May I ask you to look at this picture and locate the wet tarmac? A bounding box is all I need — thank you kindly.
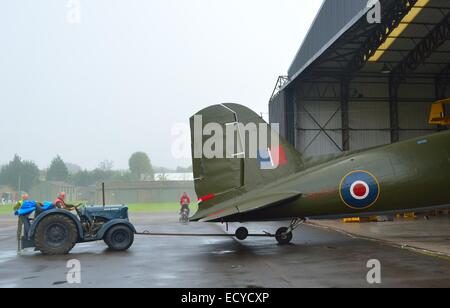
[313,216,450,256]
[1,213,450,288]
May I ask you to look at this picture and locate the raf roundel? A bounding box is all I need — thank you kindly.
[339,171,380,210]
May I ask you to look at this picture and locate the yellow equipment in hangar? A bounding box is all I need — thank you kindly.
[429,99,450,126]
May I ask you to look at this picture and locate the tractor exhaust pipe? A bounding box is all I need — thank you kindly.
[102,182,106,207]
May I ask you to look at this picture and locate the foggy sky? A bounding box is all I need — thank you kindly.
[0,0,322,170]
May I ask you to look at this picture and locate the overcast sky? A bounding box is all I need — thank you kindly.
[0,0,323,170]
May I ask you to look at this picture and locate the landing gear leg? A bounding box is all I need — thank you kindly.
[275,218,304,245]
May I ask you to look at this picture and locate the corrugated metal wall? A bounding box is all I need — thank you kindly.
[348,79,391,150]
[398,80,436,141]
[288,0,369,78]
[349,101,391,150]
[284,78,439,158]
[269,91,287,138]
[296,100,342,156]
[294,81,342,156]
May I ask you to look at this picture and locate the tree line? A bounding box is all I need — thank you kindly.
[0,152,160,192]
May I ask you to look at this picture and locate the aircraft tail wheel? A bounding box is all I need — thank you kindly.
[275,227,293,245]
[235,227,249,241]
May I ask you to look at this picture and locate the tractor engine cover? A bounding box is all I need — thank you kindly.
[82,206,129,221]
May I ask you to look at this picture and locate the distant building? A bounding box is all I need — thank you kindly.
[77,186,97,204]
[95,181,196,204]
[0,185,16,204]
[31,181,78,202]
[0,185,15,195]
[154,173,194,181]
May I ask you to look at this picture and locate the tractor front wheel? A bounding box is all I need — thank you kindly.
[104,225,134,251]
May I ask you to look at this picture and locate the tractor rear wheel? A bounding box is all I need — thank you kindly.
[104,225,134,251]
[34,214,78,255]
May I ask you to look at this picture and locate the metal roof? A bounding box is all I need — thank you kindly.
[278,0,450,92]
[288,0,371,79]
[361,0,450,77]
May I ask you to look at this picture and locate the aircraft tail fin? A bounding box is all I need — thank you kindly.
[190,103,304,214]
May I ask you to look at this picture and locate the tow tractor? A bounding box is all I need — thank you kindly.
[21,205,136,255]
[21,202,300,255]
[20,171,308,256]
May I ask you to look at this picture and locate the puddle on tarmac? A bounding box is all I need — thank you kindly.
[211,250,236,255]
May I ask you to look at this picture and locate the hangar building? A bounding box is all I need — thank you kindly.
[269,0,450,157]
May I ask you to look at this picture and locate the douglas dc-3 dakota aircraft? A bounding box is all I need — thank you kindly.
[189,103,450,245]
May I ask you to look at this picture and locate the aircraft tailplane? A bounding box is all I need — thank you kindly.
[190,103,303,214]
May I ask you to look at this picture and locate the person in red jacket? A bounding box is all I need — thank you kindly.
[54,192,79,211]
[180,192,191,214]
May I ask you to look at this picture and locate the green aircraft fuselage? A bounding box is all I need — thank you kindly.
[222,131,450,222]
[190,103,450,223]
